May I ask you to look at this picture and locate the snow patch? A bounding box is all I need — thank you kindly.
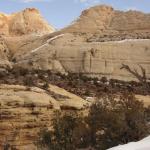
[47,34,64,43]
[116,39,149,43]
[31,43,48,53]
[31,34,64,53]
[108,136,150,150]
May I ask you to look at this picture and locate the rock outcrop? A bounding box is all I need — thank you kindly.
[0,83,149,150]
[5,5,149,81]
[0,37,12,69]
[13,33,150,81]
[63,5,150,39]
[63,5,114,33]
[0,8,55,69]
[0,84,88,149]
[0,8,54,36]
[0,6,149,81]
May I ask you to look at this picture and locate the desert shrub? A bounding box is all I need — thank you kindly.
[24,75,36,86]
[11,66,28,77]
[87,92,149,150]
[100,77,108,84]
[42,82,49,90]
[36,111,88,150]
[37,128,53,150]
[37,93,149,150]
[0,70,7,78]
[145,106,150,122]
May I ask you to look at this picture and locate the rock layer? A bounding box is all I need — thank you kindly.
[63,5,150,38]
[0,37,12,69]
[7,5,149,81]
[0,8,54,36]
[0,84,88,149]
[13,33,150,81]
[0,6,149,81]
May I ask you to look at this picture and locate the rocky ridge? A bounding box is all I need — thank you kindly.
[0,8,54,36]
[63,5,150,39]
[2,5,148,81]
[0,6,150,81]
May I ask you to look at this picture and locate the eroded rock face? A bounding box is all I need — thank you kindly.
[0,8,54,36]
[0,84,88,149]
[63,5,114,33]
[63,5,150,38]
[0,13,9,35]
[13,33,150,81]
[0,6,150,80]
[8,5,149,81]
[0,8,55,69]
[0,37,12,69]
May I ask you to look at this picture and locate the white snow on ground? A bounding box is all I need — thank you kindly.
[47,34,64,43]
[108,136,150,150]
[116,39,149,43]
[31,34,64,53]
[31,43,48,53]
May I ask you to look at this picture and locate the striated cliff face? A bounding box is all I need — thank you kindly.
[0,84,88,149]
[63,5,150,38]
[2,5,148,81]
[0,37,12,69]
[0,8,55,68]
[63,5,114,33]
[0,8,54,36]
[13,33,150,81]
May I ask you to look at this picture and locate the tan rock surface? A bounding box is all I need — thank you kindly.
[63,5,114,33]
[0,5,150,80]
[0,37,12,69]
[63,5,150,36]
[0,84,88,149]
[13,33,150,81]
[0,8,54,36]
[6,6,149,81]
[0,7,55,69]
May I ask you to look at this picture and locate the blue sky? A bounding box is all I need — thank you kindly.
[0,0,150,29]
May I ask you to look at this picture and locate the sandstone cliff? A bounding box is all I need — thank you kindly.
[12,35,150,81]
[0,6,149,81]
[4,6,148,81]
[0,8,54,36]
[63,5,150,39]
[0,84,88,149]
[0,82,149,150]
[0,8,55,68]
[0,36,12,69]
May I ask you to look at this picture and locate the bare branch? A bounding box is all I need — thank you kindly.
[120,64,147,84]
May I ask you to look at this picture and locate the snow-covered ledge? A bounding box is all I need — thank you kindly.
[108,136,150,150]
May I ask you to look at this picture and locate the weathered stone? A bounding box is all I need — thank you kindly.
[7,6,149,81]
[0,84,88,149]
[14,33,150,81]
[0,8,55,36]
